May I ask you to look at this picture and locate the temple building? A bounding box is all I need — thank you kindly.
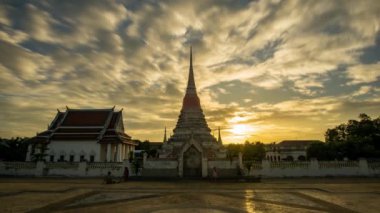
[265,140,322,161]
[26,107,137,162]
[156,47,228,177]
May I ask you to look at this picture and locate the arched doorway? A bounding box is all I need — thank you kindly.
[183,145,202,177]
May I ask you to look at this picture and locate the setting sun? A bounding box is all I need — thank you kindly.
[230,124,255,136]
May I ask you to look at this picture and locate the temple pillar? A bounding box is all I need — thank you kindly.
[124,144,129,160]
[117,143,122,162]
[106,144,111,162]
[26,145,32,161]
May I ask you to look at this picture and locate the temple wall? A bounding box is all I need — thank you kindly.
[0,161,131,177]
[144,159,178,169]
[207,160,240,177]
[2,159,379,178]
[44,141,101,162]
[247,159,380,177]
[142,159,178,177]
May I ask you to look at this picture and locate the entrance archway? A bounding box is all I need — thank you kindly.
[183,145,202,177]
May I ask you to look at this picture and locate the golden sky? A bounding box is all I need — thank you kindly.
[0,0,379,143]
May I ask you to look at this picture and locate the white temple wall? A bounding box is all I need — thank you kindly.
[47,141,100,162]
[208,160,239,169]
[247,159,380,177]
[2,159,379,177]
[144,160,178,169]
[0,161,130,177]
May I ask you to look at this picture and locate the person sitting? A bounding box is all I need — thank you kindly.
[104,171,115,184]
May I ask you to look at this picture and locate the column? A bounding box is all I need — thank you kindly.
[359,158,369,176]
[262,160,270,177]
[117,144,122,162]
[202,157,208,178]
[26,145,32,161]
[310,158,319,176]
[122,144,125,160]
[106,144,111,162]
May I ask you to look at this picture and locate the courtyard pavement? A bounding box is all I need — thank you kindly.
[0,178,379,212]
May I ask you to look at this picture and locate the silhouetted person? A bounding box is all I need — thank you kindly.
[123,167,129,181]
[212,167,218,181]
[104,171,114,184]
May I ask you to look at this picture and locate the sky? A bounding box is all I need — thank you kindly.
[0,0,379,143]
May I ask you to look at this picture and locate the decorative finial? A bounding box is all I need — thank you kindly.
[57,109,60,112]
[217,126,222,144]
[66,105,69,110]
[163,126,167,143]
[120,108,124,112]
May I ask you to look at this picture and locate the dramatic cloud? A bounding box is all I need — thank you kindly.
[0,0,379,143]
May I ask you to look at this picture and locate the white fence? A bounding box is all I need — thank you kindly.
[0,161,134,177]
[1,159,379,178]
[246,159,380,177]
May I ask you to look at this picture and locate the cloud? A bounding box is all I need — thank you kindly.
[0,0,379,143]
[0,41,53,81]
[347,63,380,84]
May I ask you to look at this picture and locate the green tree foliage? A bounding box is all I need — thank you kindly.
[136,140,150,151]
[0,137,29,161]
[308,113,380,160]
[225,141,266,161]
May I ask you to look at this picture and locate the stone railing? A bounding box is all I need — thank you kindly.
[46,162,79,169]
[270,161,310,169]
[368,160,380,170]
[243,161,262,170]
[87,162,123,169]
[4,162,36,169]
[319,161,358,168]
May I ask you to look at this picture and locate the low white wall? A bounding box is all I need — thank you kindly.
[1,159,379,178]
[247,159,379,177]
[0,161,129,177]
[144,160,178,169]
[208,160,239,169]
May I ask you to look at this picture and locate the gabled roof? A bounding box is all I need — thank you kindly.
[60,110,111,126]
[278,140,322,147]
[30,107,136,145]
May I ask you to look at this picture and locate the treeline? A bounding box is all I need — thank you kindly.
[0,137,29,161]
[225,141,266,161]
[307,113,380,160]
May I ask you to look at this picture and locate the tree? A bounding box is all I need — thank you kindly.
[311,113,380,160]
[0,137,29,161]
[225,141,266,162]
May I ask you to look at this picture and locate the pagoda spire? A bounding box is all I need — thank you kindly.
[217,127,222,144]
[186,46,196,94]
[163,127,167,143]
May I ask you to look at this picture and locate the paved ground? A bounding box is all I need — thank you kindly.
[0,178,379,213]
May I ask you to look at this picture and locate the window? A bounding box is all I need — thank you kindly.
[69,155,74,162]
[59,155,65,162]
[80,155,85,162]
[50,155,54,162]
[90,155,95,162]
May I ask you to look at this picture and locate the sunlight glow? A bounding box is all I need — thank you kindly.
[230,124,255,136]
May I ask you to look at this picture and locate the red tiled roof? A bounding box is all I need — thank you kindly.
[107,112,120,129]
[50,134,100,140]
[49,112,65,130]
[54,128,103,133]
[29,108,135,145]
[61,110,111,126]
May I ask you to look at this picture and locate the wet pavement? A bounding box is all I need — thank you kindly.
[0,178,379,212]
